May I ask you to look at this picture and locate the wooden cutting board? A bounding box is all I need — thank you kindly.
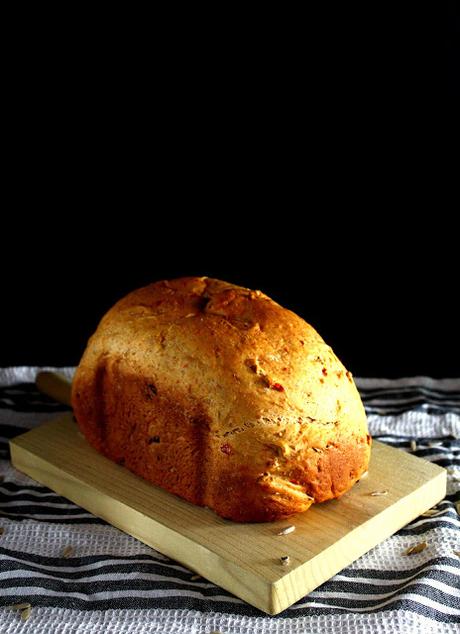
[9,413,446,615]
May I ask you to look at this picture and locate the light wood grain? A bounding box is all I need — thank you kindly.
[35,372,71,406]
[9,414,446,615]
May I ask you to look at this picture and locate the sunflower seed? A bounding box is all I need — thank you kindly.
[277,525,296,536]
[360,471,369,479]
[61,545,74,558]
[405,542,427,555]
[20,606,31,621]
[280,555,290,566]
[190,574,201,581]
[454,551,460,557]
[8,603,31,611]
[370,490,388,496]
[410,440,417,451]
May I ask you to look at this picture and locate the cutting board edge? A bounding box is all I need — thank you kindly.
[9,438,275,614]
[269,464,446,613]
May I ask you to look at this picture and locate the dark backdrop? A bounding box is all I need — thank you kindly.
[2,5,458,376]
[2,220,458,378]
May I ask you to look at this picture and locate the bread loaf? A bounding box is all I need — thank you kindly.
[72,277,371,522]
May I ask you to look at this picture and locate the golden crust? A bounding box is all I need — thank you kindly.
[72,276,371,522]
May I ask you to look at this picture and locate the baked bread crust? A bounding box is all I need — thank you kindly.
[72,277,371,522]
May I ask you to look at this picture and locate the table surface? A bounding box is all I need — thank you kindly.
[0,368,459,634]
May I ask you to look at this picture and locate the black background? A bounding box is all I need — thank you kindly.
[3,217,458,377]
[2,4,459,377]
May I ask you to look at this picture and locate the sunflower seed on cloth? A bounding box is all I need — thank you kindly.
[405,542,427,556]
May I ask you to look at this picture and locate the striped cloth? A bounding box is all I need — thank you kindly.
[0,368,459,633]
